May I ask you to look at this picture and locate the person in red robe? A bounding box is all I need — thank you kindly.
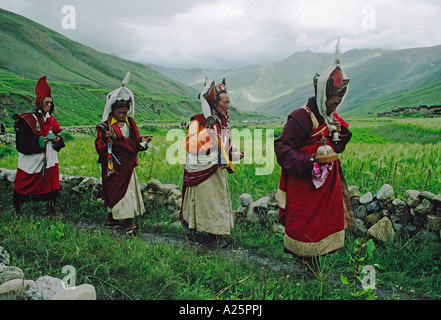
[13,76,64,217]
[274,52,355,276]
[95,73,152,234]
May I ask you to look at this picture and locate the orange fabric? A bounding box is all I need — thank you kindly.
[185,120,216,154]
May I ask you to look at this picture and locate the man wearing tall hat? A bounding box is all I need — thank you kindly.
[274,43,355,276]
[13,76,64,217]
[95,72,152,235]
[179,78,243,248]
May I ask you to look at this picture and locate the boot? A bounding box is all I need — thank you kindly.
[13,198,22,218]
[105,212,121,229]
[209,233,228,248]
[124,218,138,235]
[47,200,59,218]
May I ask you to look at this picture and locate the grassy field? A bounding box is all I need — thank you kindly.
[0,76,200,127]
[343,80,441,117]
[0,117,440,301]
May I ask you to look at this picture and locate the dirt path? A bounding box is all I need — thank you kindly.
[139,231,306,275]
[73,220,423,300]
[76,220,316,277]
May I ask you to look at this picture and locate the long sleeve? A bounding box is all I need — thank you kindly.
[274,115,314,178]
[129,118,144,151]
[333,123,352,153]
[95,128,107,154]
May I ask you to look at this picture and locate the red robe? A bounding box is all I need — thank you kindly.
[274,97,354,257]
[95,116,143,208]
[13,112,62,198]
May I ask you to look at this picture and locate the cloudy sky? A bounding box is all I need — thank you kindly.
[1,0,441,69]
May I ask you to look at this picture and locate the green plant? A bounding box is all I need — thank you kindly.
[340,239,378,300]
[48,222,69,240]
[0,145,14,159]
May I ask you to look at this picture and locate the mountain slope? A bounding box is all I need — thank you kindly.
[0,8,199,97]
[265,45,441,117]
[343,80,441,117]
[152,45,441,117]
[0,8,209,125]
[340,45,441,114]
[151,49,387,113]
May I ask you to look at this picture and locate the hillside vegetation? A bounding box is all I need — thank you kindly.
[1,119,440,300]
[0,76,201,126]
[0,8,256,126]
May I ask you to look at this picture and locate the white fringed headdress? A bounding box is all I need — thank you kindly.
[315,38,350,131]
[101,72,135,122]
[200,76,214,119]
[198,76,227,119]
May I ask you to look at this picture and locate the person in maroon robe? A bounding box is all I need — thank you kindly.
[95,73,152,234]
[274,54,355,276]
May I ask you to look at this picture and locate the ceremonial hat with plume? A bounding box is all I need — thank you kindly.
[198,77,227,120]
[313,38,350,131]
[101,72,135,122]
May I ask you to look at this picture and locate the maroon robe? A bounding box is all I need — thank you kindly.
[274,97,354,257]
[95,116,143,208]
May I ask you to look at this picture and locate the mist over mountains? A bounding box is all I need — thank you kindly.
[1,7,440,122]
[151,45,441,117]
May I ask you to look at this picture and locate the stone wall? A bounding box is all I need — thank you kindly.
[0,246,96,300]
[236,183,441,243]
[0,168,183,223]
[2,167,440,244]
[377,105,441,117]
[0,127,94,146]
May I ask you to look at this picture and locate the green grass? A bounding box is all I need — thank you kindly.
[343,80,441,117]
[0,194,350,300]
[340,117,441,196]
[1,118,440,300]
[1,189,440,300]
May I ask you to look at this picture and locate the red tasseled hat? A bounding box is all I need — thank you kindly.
[35,76,52,106]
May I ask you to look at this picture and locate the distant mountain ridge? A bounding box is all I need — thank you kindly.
[1,7,440,122]
[151,45,441,117]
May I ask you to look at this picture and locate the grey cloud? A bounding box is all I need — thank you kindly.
[1,0,440,69]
